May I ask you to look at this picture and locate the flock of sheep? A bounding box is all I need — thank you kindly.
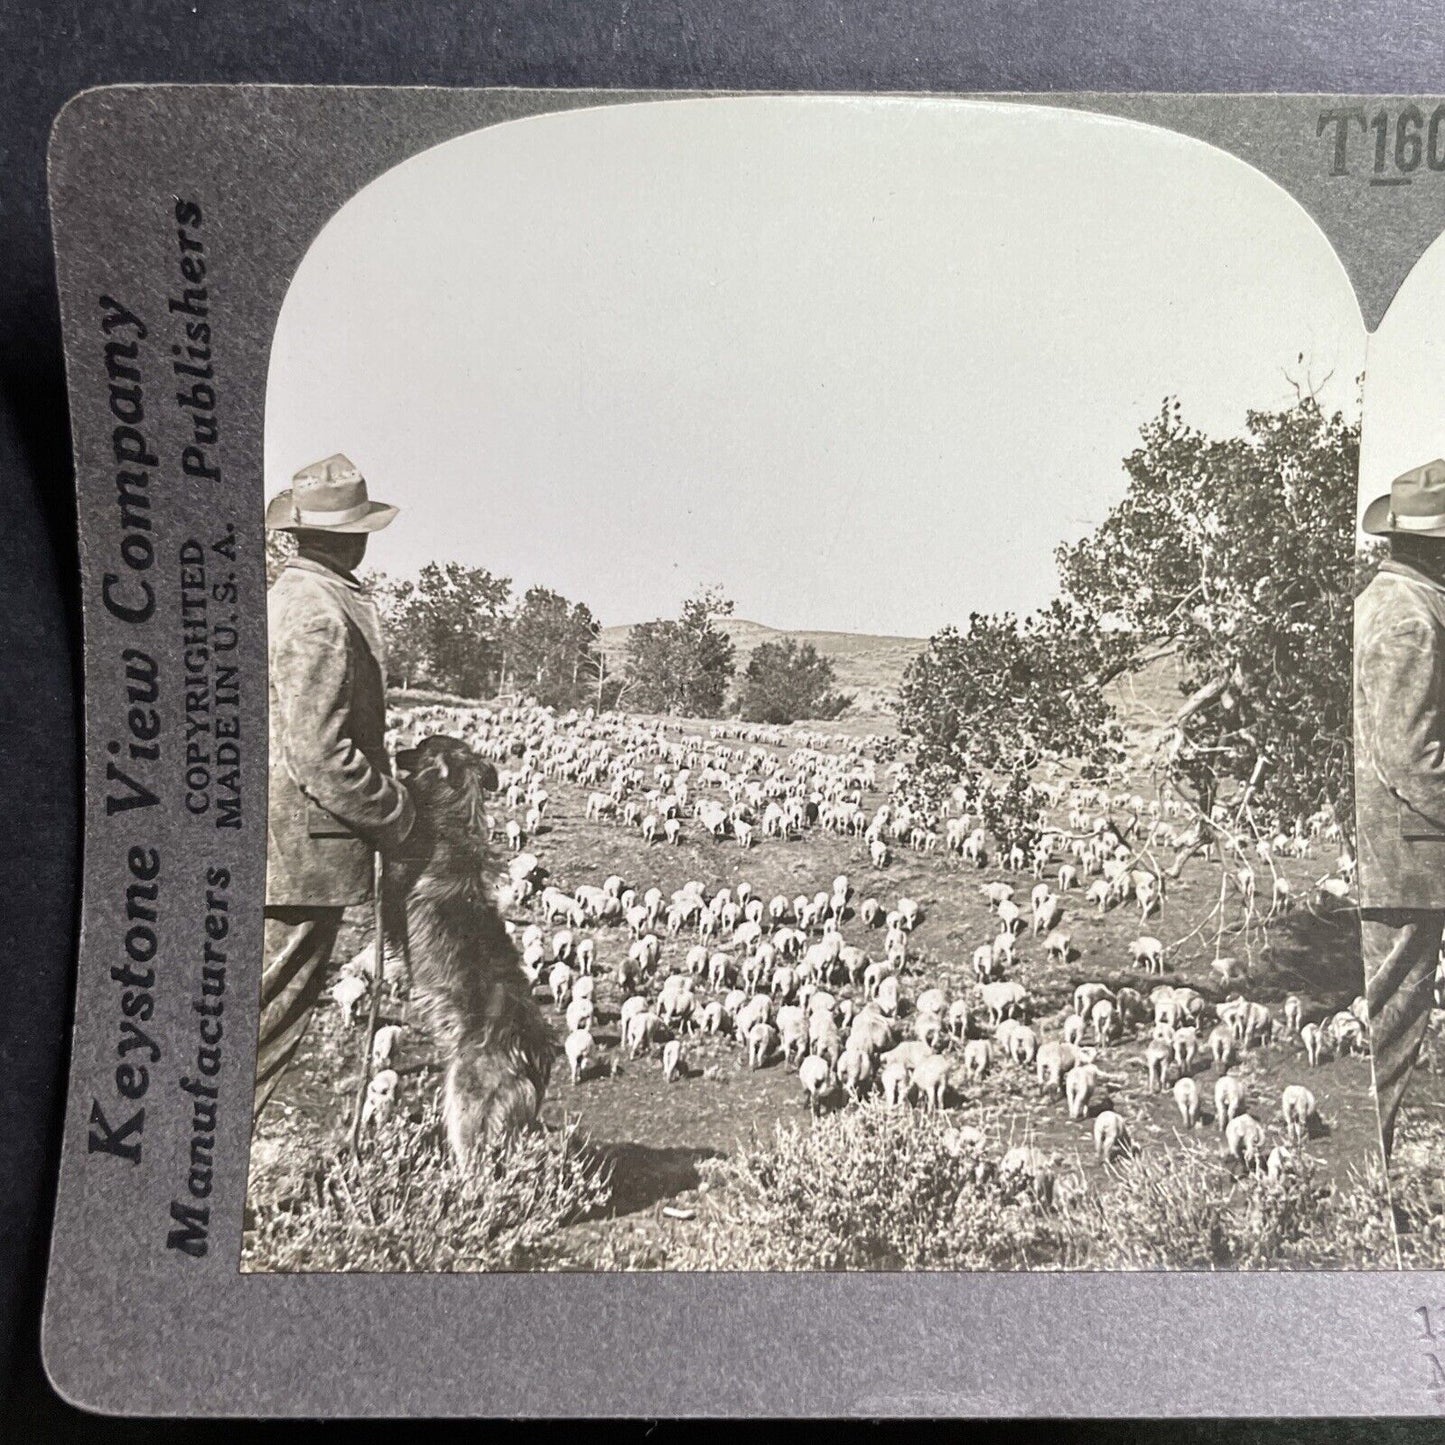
[332,699,1365,1206]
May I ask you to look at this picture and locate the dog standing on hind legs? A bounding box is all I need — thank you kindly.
[386,735,553,1167]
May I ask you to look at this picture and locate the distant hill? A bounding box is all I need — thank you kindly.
[599,618,1188,728]
[599,618,925,714]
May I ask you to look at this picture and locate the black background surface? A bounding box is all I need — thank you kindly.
[5,0,1445,1435]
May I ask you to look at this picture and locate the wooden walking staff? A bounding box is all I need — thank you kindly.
[349,849,387,1159]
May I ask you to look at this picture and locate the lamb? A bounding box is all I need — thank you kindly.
[948,998,972,1041]
[963,1038,992,1080]
[1300,1021,1326,1067]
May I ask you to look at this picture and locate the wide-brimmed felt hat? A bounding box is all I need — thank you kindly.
[1362,459,1445,537]
[265,453,399,533]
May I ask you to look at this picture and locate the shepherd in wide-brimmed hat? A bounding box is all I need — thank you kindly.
[265,451,399,533]
[256,454,412,1126]
[1356,459,1445,1161]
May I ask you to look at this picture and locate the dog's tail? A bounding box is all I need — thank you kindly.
[443,998,555,1167]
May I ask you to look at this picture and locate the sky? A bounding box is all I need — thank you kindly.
[1360,232,1445,519]
[266,96,1365,638]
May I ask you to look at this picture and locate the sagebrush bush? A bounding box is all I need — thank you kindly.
[636,1106,1394,1272]
[242,1107,612,1273]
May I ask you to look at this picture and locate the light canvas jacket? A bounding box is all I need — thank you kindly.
[266,556,413,907]
[1355,558,1445,910]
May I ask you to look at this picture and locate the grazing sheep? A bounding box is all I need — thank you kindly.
[880,1058,912,1107]
[1173,1075,1200,1128]
[1093,1109,1131,1161]
[1130,936,1165,974]
[747,1021,779,1070]
[564,1028,593,1084]
[980,980,1028,1025]
[625,1009,660,1059]
[1073,982,1115,1019]
[370,1024,404,1071]
[948,998,972,1041]
[838,1046,873,1101]
[564,997,594,1035]
[662,1039,685,1083]
[1225,1113,1267,1171]
[1143,1040,1171,1093]
[332,974,369,1025]
[1300,1021,1326,1067]
[799,1055,832,1114]
[1036,1040,1080,1095]
[963,1038,992,1081]
[1208,1024,1239,1071]
[360,1068,400,1129]
[1215,1075,1247,1130]
[912,1053,952,1111]
[1281,1083,1317,1142]
[1065,1062,1100,1120]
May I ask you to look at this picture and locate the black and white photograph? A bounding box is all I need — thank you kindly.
[243,96,1392,1273]
[1355,226,1445,1268]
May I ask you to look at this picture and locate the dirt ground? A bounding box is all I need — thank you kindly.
[244,709,1386,1270]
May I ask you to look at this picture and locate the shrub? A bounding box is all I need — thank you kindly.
[633,1106,1393,1272]
[241,1106,612,1273]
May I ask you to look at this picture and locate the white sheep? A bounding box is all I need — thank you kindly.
[361,1068,399,1128]
[1280,1083,1317,1143]
[1093,1109,1130,1162]
[1173,1075,1200,1128]
[564,1028,593,1084]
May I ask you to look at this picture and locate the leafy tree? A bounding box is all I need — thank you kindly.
[896,393,1359,839]
[624,587,737,716]
[366,562,511,697]
[365,572,430,689]
[737,638,853,723]
[504,586,605,709]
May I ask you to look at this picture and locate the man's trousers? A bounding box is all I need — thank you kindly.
[253,905,345,1124]
[1362,907,1445,1160]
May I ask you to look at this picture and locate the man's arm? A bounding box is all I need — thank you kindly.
[272,613,414,846]
[1362,616,1445,831]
